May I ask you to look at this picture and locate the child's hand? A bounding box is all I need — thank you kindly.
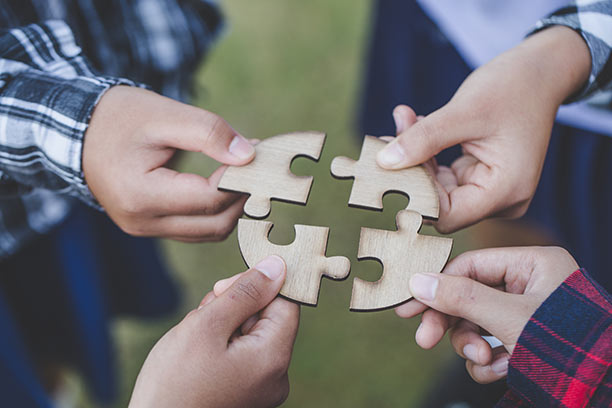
[83,86,255,242]
[129,255,300,408]
[376,26,591,233]
[395,246,578,384]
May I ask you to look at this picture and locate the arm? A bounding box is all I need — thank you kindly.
[395,247,612,407]
[129,256,300,408]
[375,2,609,233]
[533,0,612,100]
[0,20,256,242]
[0,20,136,204]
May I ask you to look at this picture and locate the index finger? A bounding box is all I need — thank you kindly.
[144,165,243,216]
[442,247,539,288]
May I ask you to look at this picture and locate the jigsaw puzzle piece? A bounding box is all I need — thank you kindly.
[218,131,326,219]
[237,218,351,306]
[350,210,452,311]
[331,136,439,219]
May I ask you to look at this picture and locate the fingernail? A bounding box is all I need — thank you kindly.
[229,135,255,160]
[463,344,479,363]
[492,356,509,376]
[255,255,284,280]
[377,142,406,167]
[414,322,424,343]
[410,274,439,302]
[393,110,406,134]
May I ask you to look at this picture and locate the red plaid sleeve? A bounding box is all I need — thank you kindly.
[496,269,612,408]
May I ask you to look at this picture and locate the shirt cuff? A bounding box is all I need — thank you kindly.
[505,269,612,407]
[0,72,139,209]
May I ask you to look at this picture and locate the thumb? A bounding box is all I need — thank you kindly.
[157,105,255,166]
[409,273,525,346]
[377,105,473,169]
[205,256,286,337]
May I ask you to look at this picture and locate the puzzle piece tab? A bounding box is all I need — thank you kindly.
[237,218,351,306]
[350,210,452,311]
[331,136,439,219]
[218,132,325,219]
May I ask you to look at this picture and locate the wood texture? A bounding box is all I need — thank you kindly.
[330,136,439,219]
[218,131,326,219]
[350,210,452,311]
[237,218,351,306]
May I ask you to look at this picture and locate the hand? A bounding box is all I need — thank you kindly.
[376,26,591,233]
[129,255,300,408]
[395,246,578,383]
[83,86,256,242]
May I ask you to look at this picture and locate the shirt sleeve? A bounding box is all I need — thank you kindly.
[496,269,612,408]
[531,1,612,102]
[0,20,140,207]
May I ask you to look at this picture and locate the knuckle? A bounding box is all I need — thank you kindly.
[200,112,230,151]
[206,194,226,215]
[119,220,148,237]
[412,120,437,156]
[445,278,477,315]
[212,220,236,241]
[229,278,262,305]
[121,196,147,216]
[273,376,290,406]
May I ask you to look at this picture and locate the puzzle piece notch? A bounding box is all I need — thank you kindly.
[237,218,351,306]
[218,131,326,219]
[330,136,440,219]
[350,210,452,311]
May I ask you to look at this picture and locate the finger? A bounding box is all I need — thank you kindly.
[395,299,428,319]
[141,166,243,217]
[153,197,246,241]
[377,105,478,169]
[205,256,286,338]
[198,291,217,309]
[240,314,259,335]
[415,309,454,349]
[154,105,255,165]
[450,320,493,366]
[466,348,510,384]
[214,272,246,296]
[409,273,527,345]
[442,247,542,288]
[252,296,300,350]
[392,104,418,135]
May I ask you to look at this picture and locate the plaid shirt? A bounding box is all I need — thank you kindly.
[0,0,222,258]
[496,269,612,408]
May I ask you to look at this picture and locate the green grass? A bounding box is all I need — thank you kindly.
[110,1,475,406]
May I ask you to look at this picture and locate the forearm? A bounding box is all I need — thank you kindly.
[533,0,612,100]
[517,26,591,106]
[477,25,591,115]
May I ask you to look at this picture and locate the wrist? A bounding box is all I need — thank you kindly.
[513,26,591,106]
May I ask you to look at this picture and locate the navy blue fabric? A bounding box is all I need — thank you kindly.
[0,204,179,404]
[0,292,52,408]
[359,0,612,291]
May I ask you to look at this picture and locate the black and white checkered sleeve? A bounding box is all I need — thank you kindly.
[0,20,138,206]
[533,0,612,101]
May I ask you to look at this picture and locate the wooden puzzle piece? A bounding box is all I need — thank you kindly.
[350,210,452,311]
[218,131,326,219]
[237,218,351,306]
[330,136,439,219]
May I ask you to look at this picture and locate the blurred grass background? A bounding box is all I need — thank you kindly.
[109,1,477,406]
